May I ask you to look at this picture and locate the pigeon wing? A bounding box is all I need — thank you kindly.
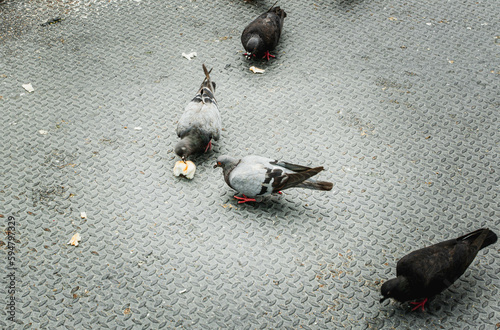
[272,167,324,192]
[236,156,324,194]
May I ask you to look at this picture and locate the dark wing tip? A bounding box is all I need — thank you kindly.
[202,64,212,80]
[316,181,333,191]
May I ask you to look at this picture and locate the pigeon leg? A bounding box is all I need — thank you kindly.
[234,194,257,204]
[410,298,428,312]
[204,141,212,153]
[262,51,276,61]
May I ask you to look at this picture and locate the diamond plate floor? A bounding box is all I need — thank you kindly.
[1,0,499,328]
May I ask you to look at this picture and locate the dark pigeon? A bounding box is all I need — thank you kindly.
[175,64,221,161]
[241,3,286,60]
[214,155,333,203]
[380,228,498,311]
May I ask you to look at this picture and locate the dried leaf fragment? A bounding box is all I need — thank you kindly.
[67,233,81,246]
[249,66,265,74]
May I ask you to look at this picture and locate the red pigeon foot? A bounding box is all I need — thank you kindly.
[410,298,428,312]
[234,194,257,204]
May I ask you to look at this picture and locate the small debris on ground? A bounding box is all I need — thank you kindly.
[39,130,49,135]
[41,17,63,27]
[22,83,35,93]
[182,51,197,60]
[249,66,265,74]
[134,127,142,131]
[67,233,81,246]
[173,160,196,179]
[80,212,87,219]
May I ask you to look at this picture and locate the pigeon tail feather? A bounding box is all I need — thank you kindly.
[297,180,333,191]
[456,228,497,250]
[269,6,287,19]
[200,64,215,94]
[479,229,497,250]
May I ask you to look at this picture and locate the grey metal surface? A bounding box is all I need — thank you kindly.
[1,0,499,328]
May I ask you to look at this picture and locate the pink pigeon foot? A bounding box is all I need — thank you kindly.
[204,141,212,153]
[234,194,257,204]
[262,51,276,61]
[410,298,428,312]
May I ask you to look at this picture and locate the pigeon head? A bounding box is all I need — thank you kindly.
[380,277,410,303]
[175,140,191,162]
[245,36,263,57]
[213,155,238,169]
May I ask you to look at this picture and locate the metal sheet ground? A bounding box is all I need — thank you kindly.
[1,0,499,328]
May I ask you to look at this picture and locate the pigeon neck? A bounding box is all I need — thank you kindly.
[393,276,413,301]
[175,133,209,158]
[224,158,239,173]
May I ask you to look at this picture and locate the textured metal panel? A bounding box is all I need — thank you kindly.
[0,0,499,329]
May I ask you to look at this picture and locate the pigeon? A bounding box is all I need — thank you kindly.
[214,155,333,203]
[241,2,286,61]
[175,64,221,161]
[380,228,497,311]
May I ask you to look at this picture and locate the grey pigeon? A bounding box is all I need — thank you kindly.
[380,228,497,311]
[175,64,221,161]
[214,155,333,203]
[241,3,286,60]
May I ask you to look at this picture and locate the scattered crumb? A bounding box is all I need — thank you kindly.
[173,160,196,179]
[39,130,49,135]
[124,308,131,315]
[67,233,81,246]
[222,204,237,210]
[22,83,34,93]
[182,51,197,60]
[80,212,87,219]
[249,66,265,74]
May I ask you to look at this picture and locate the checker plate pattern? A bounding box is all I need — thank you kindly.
[0,0,499,328]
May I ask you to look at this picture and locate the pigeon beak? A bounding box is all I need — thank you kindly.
[213,164,218,169]
[379,296,388,303]
[181,156,186,163]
